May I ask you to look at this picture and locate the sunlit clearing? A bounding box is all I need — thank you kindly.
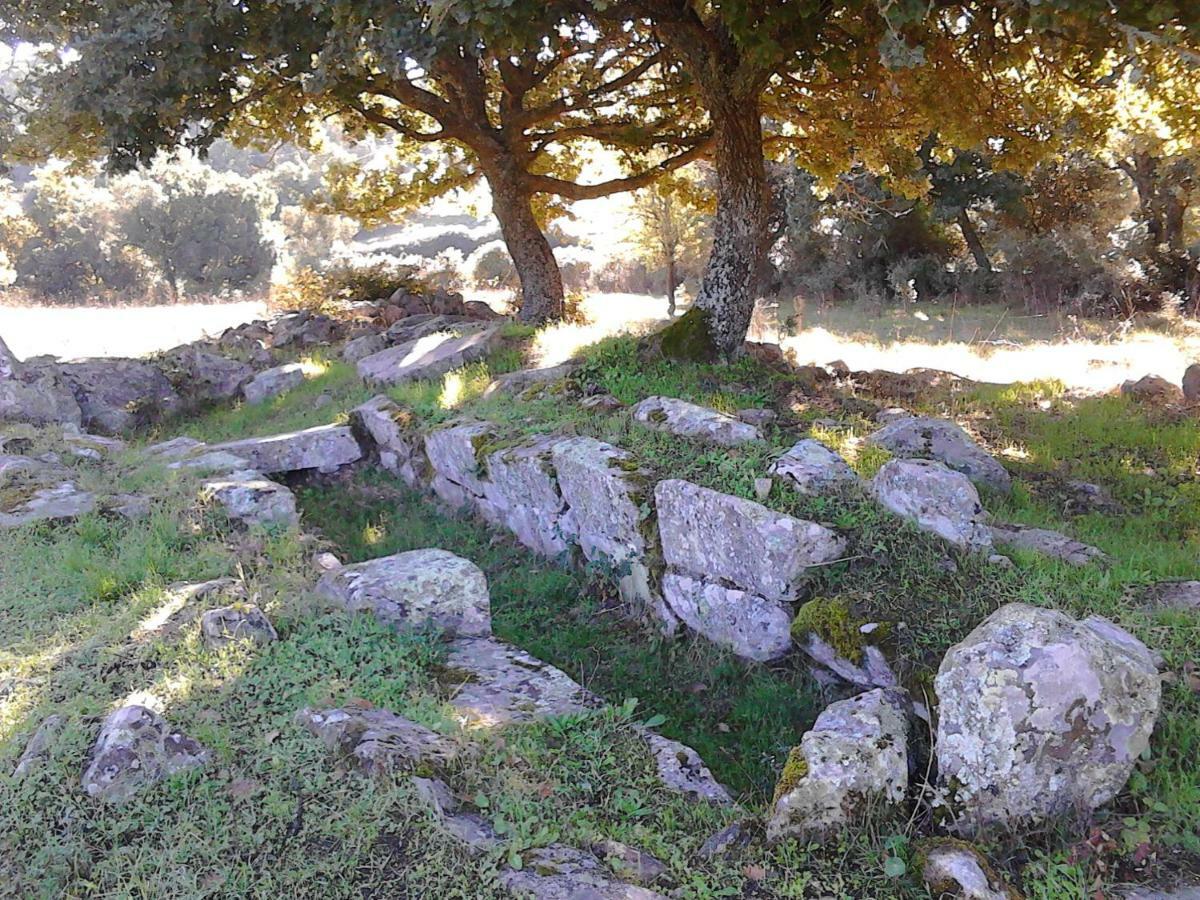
[439,370,465,409]
[529,291,670,367]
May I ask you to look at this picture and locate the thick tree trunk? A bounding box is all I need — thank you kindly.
[692,93,769,359]
[485,164,564,324]
[956,209,992,274]
[666,256,677,317]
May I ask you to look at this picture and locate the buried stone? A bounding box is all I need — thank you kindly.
[199,604,278,649]
[501,844,668,900]
[82,704,209,803]
[295,706,459,775]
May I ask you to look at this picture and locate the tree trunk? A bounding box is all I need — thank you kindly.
[956,209,992,274]
[485,163,564,324]
[666,256,677,317]
[692,92,769,359]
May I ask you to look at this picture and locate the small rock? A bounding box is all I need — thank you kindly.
[0,333,17,379]
[638,730,733,805]
[590,839,668,886]
[989,522,1106,566]
[987,554,1014,568]
[341,333,388,364]
[295,706,458,774]
[201,471,300,528]
[1143,580,1200,611]
[313,551,342,572]
[1183,363,1200,402]
[753,477,773,501]
[242,363,307,405]
[920,839,1018,900]
[501,844,668,900]
[12,714,65,778]
[82,705,209,803]
[770,439,857,495]
[580,394,623,411]
[737,408,778,427]
[411,776,501,852]
[696,822,751,860]
[200,604,278,648]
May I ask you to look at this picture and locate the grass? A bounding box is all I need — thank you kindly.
[3,322,1198,897]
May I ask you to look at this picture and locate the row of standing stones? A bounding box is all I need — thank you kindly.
[3,315,1196,897]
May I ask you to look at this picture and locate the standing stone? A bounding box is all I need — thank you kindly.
[632,396,763,447]
[867,416,1010,493]
[212,424,362,474]
[770,439,857,495]
[766,688,909,842]
[316,548,491,637]
[482,436,576,558]
[82,705,209,803]
[873,458,992,551]
[242,363,306,405]
[935,603,1161,835]
[56,359,182,434]
[660,573,793,662]
[350,395,428,487]
[200,604,278,648]
[423,420,497,509]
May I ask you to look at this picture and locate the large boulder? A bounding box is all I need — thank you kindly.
[935,603,1161,835]
[158,346,254,406]
[873,458,992,551]
[357,325,501,387]
[770,439,857,495]
[867,416,1010,493]
[315,548,491,637]
[242,363,306,405]
[55,359,181,434]
[481,436,576,558]
[349,395,428,487]
[0,374,83,427]
[767,688,909,842]
[211,424,362,474]
[632,396,763,447]
[295,706,458,775]
[82,704,209,803]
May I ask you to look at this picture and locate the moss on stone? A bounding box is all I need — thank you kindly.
[791,596,870,664]
[647,407,669,425]
[658,307,718,363]
[771,746,810,806]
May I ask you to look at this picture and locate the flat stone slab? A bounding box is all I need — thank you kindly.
[357,326,500,387]
[867,415,1011,493]
[770,439,857,495]
[441,636,596,727]
[0,481,96,529]
[637,729,734,805]
[655,479,846,603]
[212,424,362,474]
[242,363,305,405]
[295,706,458,775]
[661,573,792,662]
[82,704,209,803]
[316,548,491,637]
[632,396,762,447]
[1143,581,1200,611]
[484,362,578,398]
[501,844,668,900]
[551,437,651,566]
[989,522,1106,566]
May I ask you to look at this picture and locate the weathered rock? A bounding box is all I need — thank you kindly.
[242,363,306,405]
[696,822,750,860]
[656,479,846,604]
[790,597,898,690]
[104,493,152,521]
[660,573,792,662]
[200,604,278,648]
[357,326,501,387]
[1063,479,1124,516]
[201,471,300,528]
[1122,374,1183,404]
[463,299,502,321]
[1183,363,1200,402]
[270,310,341,347]
[989,522,1106,566]
[212,424,362,474]
[633,396,762,447]
[551,437,661,620]
[638,729,734,805]
[62,427,126,460]
[82,704,209,803]
[424,420,496,508]
[132,578,244,641]
[12,714,65,779]
[482,436,576,558]
[935,603,1161,835]
[316,548,491,637]
[580,394,623,411]
[484,363,578,398]
[349,395,427,487]
[770,439,857,495]
[766,688,909,842]
[1124,887,1200,900]
[384,313,474,344]
[873,458,992,551]
[159,347,254,406]
[590,840,668,886]
[0,374,83,427]
[501,844,667,900]
[0,333,16,379]
[295,706,458,774]
[1143,580,1200,611]
[411,776,501,852]
[56,359,181,434]
[144,435,207,460]
[441,636,595,727]
[867,416,1010,494]
[920,840,1019,900]
[341,332,388,364]
[0,481,96,529]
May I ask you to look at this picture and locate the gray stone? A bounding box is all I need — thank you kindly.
[12,714,65,779]
[590,839,668,886]
[935,603,1161,835]
[212,424,362,474]
[0,375,83,427]
[791,601,898,690]
[143,435,206,460]
[357,326,501,387]
[637,729,733,805]
[737,408,777,427]
[201,470,300,528]
[341,332,388,364]
[0,481,96,529]
[873,458,992,551]
[350,395,427,487]
[411,776,501,852]
[655,479,846,604]
[482,436,576,558]
[484,363,578,398]
[921,841,1016,900]
[62,428,126,460]
[0,333,16,379]
[989,523,1106,566]
[441,636,596,727]
[242,363,306,405]
[501,844,667,900]
[159,347,254,405]
[696,822,750,860]
[1144,580,1200,611]
[633,396,762,447]
[56,359,182,434]
[1125,888,1200,900]
[82,705,209,803]
[867,416,1010,493]
[1183,364,1200,402]
[104,493,152,520]
[766,689,909,842]
[385,314,476,344]
[295,706,458,775]
[661,573,792,662]
[770,439,857,495]
[580,394,623,411]
[200,604,278,648]
[424,420,496,506]
[316,548,491,637]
